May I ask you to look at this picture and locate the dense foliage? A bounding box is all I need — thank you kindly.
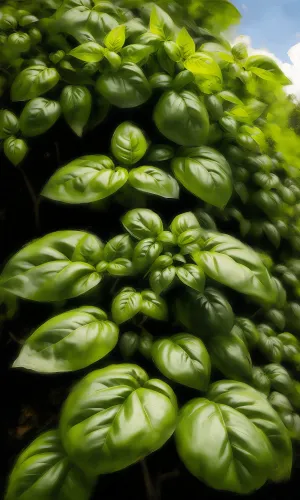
[2,0,300,498]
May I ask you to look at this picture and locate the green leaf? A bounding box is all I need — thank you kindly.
[19,98,61,137]
[0,110,19,139]
[42,155,128,204]
[170,212,200,237]
[111,287,142,324]
[4,137,28,166]
[252,366,271,396]
[119,331,139,359]
[60,85,92,137]
[172,147,232,208]
[121,209,163,240]
[176,398,274,494]
[107,258,134,277]
[149,266,176,295]
[145,145,175,162]
[0,231,102,302]
[246,55,291,85]
[152,333,211,390]
[235,317,259,349]
[69,41,105,62]
[193,232,277,304]
[104,234,134,261]
[269,392,300,440]
[200,42,234,64]
[133,238,163,273]
[141,290,168,320]
[208,332,253,382]
[120,44,154,64]
[264,364,295,397]
[96,63,151,108]
[176,265,206,293]
[207,380,292,482]
[184,52,222,80]
[176,288,235,338]
[111,121,148,165]
[5,431,94,500]
[150,5,175,41]
[129,166,179,199]
[218,90,243,105]
[13,306,118,373]
[176,27,195,59]
[154,90,209,146]
[60,364,177,475]
[11,66,60,102]
[104,25,126,52]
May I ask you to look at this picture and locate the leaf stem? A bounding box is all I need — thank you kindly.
[141,459,157,500]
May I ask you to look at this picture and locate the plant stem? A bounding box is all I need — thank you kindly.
[141,460,157,500]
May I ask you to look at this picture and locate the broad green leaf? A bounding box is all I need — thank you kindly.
[170,212,200,237]
[42,155,127,203]
[218,90,243,105]
[154,90,209,146]
[172,147,232,208]
[129,166,179,199]
[112,287,142,324]
[176,265,205,293]
[138,330,154,359]
[208,380,293,482]
[149,266,176,295]
[201,42,234,64]
[176,398,274,494]
[4,137,28,166]
[5,431,94,500]
[132,238,163,273]
[264,364,295,397]
[120,44,154,64]
[252,366,271,396]
[121,209,163,240]
[141,290,168,320]
[145,145,175,162]
[246,55,291,85]
[152,333,211,390]
[119,331,139,359]
[13,306,118,373]
[69,41,105,62]
[193,232,277,304]
[11,66,59,102]
[0,231,102,302]
[19,98,61,137]
[176,288,234,338]
[60,85,92,136]
[208,332,253,382]
[269,392,300,440]
[60,364,177,475]
[96,63,151,108]
[107,259,134,277]
[235,317,259,349]
[149,5,175,41]
[104,234,134,261]
[176,28,195,59]
[104,25,126,52]
[0,110,19,139]
[184,52,222,80]
[111,121,148,165]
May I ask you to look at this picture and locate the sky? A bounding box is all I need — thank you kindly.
[231,0,300,98]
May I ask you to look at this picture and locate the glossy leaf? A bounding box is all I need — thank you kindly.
[11,66,59,102]
[61,85,92,137]
[172,147,232,208]
[176,398,274,494]
[149,266,176,295]
[141,290,168,321]
[193,232,277,303]
[150,6,175,41]
[104,25,126,52]
[207,380,292,482]
[13,306,118,373]
[176,28,195,59]
[103,234,134,262]
[112,287,142,325]
[96,63,151,108]
[208,332,253,382]
[269,392,300,440]
[176,288,235,337]
[0,110,19,139]
[60,364,177,475]
[154,90,209,146]
[5,431,94,500]
[111,121,148,165]
[176,265,205,293]
[0,231,102,302]
[122,209,163,240]
[42,155,127,204]
[19,98,61,137]
[4,137,28,166]
[129,166,179,199]
[69,41,105,62]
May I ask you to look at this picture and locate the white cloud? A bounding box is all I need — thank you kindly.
[233,35,300,100]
